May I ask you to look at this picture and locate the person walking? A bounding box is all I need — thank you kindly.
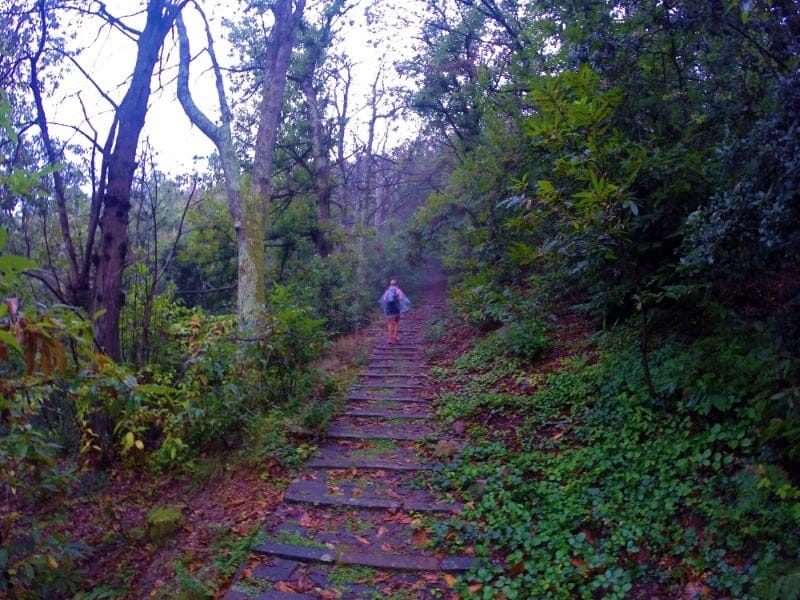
[379,279,411,343]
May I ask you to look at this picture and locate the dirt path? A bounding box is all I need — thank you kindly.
[223,277,475,599]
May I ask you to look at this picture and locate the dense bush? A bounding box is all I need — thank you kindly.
[1,245,332,596]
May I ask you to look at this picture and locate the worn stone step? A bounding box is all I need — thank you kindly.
[346,392,432,403]
[350,381,426,390]
[363,365,428,379]
[308,439,425,468]
[224,590,315,600]
[342,407,432,419]
[361,371,428,378]
[254,541,479,575]
[366,361,428,369]
[371,343,422,350]
[326,424,436,441]
[304,457,429,471]
[370,350,421,358]
[284,481,461,513]
[253,542,478,573]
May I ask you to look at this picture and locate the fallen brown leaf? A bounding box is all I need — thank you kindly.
[569,556,588,570]
[411,529,429,547]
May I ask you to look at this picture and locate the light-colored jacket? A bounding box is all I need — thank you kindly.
[379,285,411,314]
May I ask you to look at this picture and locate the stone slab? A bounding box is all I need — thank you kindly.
[366,362,428,369]
[339,549,439,571]
[284,481,462,513]
[326,425,435,441]
[285,488,402,510]
[350,382,426,389]
[361,367,428,379]
[251,560,300,582]
[346,393,431,403]
[343,408,432,419]
[253,542,335,564]
[253,592,318,600]
[440,556,480,572]
[305,458,427,471]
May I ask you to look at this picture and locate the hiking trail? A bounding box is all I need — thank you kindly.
[223,278,477,599]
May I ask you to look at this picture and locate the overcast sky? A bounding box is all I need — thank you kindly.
[46,0,421,177]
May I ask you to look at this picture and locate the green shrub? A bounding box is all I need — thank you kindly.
[492,319,550,362]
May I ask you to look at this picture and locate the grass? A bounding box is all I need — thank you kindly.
[269,529,328,549]
[350,439,399,459]
[328,564,377,588]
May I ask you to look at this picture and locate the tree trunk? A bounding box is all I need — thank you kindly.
[300,51,332,256]
[30,0,93,312]
[93,0,187,360]
[252,0,306,207]
[176,9,270,333]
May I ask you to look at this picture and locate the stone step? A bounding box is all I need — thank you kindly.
[284,481,461,513]
[346,392,432,403]
[361,371,428,378]
[308,439,425,468]
[252,542,478,573]
[371,350,422,357]
[342,407,432,419]
[304,457,430,471]
[365,365,427,372]
[326,424,435,441]
[350,381,427,390]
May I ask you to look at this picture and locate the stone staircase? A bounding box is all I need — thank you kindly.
[223,291,477,599]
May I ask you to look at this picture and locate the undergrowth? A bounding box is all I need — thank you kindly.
[431,321,800,599]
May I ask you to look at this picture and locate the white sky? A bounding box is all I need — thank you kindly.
[46,0,422,177]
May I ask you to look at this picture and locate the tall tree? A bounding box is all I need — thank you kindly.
[294,0,351,256]
[252,0,306,206]
[177,0,306,332]
[24,0,189,360]
[92,0,189,360]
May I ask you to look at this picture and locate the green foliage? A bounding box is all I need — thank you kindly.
[168,193,236,314]
[173,562,213,600]
[255,283,328,404]
[0,523,92,599]
[212,524,268,581]
[493,320,550,363]
[437,391,528,425]
[120,263,195,367]
[0,144,93,598]
[431,326,800,598]
[449,315,549,379]
[680,71,800,287]
[753,561,800,600]
[145,505,185,544]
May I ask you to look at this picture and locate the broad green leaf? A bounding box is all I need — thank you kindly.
[0,330,22,356]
